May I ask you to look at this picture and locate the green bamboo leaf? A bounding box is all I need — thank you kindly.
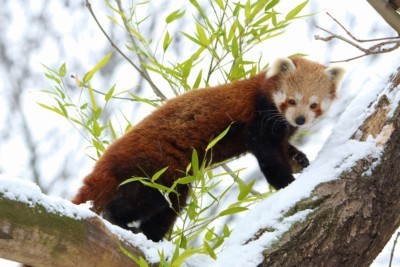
[191,149,199,177]
[87,84,98,112]
[204,240,217,260]
[265,0,280,11]
[231,35,239,58]
[271,11,277,26]
[192,69,203,89]
[181,32,206,47]
[83,52,113,83]
[175,176,197,184]
[285,0,309,20]
[105,84,116,101]
[166,9,186,23]
[223,224,231,237]
[249,1,268,21]
[139,257,149,267]
[171,247,203,267]
[244,0,251,21]
[55,99,68,118]
[45,73,60,84]
[205,227,215,241]
[58,63,67,77]
[181,59,193,79]
[129,92,159,108]
[163,31,172,52]
[37,103,64,116]
[119,177,145,187]
[206,124,231,151]
[151,166,169,181]
[108,119,117,140]
[92,119,102,137]
[41,64,59,76]
[215,0,224,9]
[91,138,105,153]
[106,15,118,24]
[218,207,248,217]
[196,22,208,45]
[238,180,256,200]
[127,24,146,43]
[118,243,141,264]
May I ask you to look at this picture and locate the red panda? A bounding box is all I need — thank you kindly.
[72,57,345,242]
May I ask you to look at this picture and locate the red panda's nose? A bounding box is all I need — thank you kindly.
[295,116,306,126]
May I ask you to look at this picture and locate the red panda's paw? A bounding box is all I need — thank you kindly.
[293,150,310,168]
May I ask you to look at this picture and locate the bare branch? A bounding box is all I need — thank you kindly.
[315,12,400,62]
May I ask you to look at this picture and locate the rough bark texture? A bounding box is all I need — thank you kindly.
[260,69,400,266]
[0,197,141,267]
[367,0,400,33]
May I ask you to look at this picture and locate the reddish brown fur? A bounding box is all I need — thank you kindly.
[72,72,276,213]
[72,57,343,241]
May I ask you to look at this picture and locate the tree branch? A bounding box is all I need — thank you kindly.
[315,12,400,62]
[0,196,143,266]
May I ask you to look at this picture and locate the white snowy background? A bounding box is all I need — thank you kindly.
[0,0,399,266]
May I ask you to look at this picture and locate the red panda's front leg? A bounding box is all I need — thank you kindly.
[247,101,297,189]
[251,144,295,189]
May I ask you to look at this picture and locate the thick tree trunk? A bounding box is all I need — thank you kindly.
[0,196,142,267]
[259,68,400,266]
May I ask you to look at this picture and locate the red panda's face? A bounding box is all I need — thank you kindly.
[272,90,334,127]
[267,57,345,128]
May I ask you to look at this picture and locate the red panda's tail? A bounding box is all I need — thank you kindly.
[72,171,119,214]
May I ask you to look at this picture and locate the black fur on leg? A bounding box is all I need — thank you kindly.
[247,93,299,189]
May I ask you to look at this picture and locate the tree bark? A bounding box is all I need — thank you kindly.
[0,196,142,267]
[367,0,400,33]
[259,68,400,266]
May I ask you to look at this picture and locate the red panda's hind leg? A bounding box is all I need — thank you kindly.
[102,182,183,242]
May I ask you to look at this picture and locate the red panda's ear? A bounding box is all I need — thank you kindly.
[325,66,346,87]
[267,58,296,78]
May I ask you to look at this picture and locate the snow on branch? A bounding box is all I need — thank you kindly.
[0,177,174,266]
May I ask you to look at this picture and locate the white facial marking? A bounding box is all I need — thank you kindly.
[320,98,332,111]
[272,90,286,107]
[295,92,303,102]
[310,95,319,104]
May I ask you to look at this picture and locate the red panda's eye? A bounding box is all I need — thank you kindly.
[288,99,296,105]
[310,103,318,109]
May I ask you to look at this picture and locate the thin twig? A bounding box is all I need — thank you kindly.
[326,12,400,43]
[315,12,400,63]
[85,0,166,100]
